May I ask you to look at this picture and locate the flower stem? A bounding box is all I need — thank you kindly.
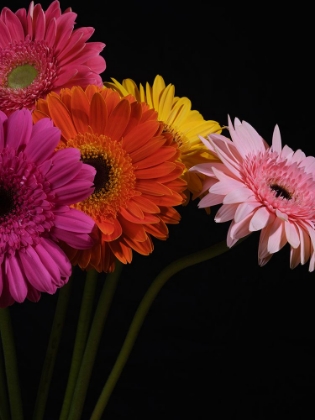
[0,307,24,420]
[0,336,10,420]
[59,269,99,420]
[67,261,123,420]
[32,276,73,420]
[89,240,231,419]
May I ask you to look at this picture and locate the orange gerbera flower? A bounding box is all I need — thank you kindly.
[33,85,187,272]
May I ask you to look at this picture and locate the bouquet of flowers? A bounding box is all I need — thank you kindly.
[0,1,313,419]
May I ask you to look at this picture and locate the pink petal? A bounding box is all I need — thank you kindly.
[249,206,271,232]
[46,149,83,187]
[3,7,25,41]
[199,177,217,196]
[25,121,61,163]
[84,54,106,74]
[35,239,71,287]
[53,180,95,205]
[53,12,78,54]
[208,134,242,177]
[284,221,300,249]
[51,227,94,249]
[5,109,32,149]
[228,215,252,241]
[267,218,287,254]
[32,5,46,41]
[298,224,312,265]
[234,201,261,223]
[228,116,266,158]
[210,174,244,196]
[190,162,225,177]
[54,208,95,233]
[280,145,294,160]
[19,247,57,294]
[223,187,255,204]
[5,256,28,302]
[198,192,224,208]
[0,18,12,46]
[300,156,315,173]
[215,204,238,222]
[271,124,282,153]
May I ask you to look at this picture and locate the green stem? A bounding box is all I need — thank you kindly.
[67,261,123,420]
[89,240,231,420]
[32,277,73,420]
[0,307,24,420]
[0,334,10,420]
[59,269,99,420]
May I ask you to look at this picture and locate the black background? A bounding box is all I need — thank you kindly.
[5,1,315,419]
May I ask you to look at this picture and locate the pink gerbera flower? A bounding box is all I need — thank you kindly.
[190,116,315,271]
[0,0,106,115]
[0,108,96,307]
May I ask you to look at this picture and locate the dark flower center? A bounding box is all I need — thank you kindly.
[0,185,15,218]
[83,156,111,194]
[270,184,292,200]
[162,123,183,147]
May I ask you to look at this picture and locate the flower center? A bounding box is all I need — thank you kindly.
[64,132,136,219]
[83,156,112,194]
[0,148,55,255]
[270,184,292,200]
[7,64,38,89]
[242,150,315,218]
[162,123,183,147]
[0,40,57,113]
[0,185,15,219]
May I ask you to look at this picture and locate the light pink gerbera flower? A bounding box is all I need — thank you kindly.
[190,116,315,271]
[0,0,106,115]
[0,108,96,307]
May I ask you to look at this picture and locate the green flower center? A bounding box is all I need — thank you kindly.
[7,64,38,89]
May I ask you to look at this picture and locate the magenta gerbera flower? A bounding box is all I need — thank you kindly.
[0,108,96,307]
[0,0,106,115]
[190,116,315,271]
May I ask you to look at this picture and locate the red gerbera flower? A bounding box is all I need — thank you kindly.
[0,0,106,115]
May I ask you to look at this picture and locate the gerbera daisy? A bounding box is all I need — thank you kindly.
[104,74,222,203]
[32,85,187,273]
[0,0,106,115]
[0,108,96,307]
[190,116,315,271]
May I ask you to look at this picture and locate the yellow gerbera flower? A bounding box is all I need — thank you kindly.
[104,74,222,203]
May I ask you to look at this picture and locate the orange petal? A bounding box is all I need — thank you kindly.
[133,146,178,168]
[70,87,90,134]
[97,218,122,240]
[105,98,130,140]
[46,95,77,139]
[90,92,107,134]
[122,120,160,154]
[129,137,166,162]
[109,240,133,264]
[120,207,160,224]
[135,162,176,179]
[132,196,160,214]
